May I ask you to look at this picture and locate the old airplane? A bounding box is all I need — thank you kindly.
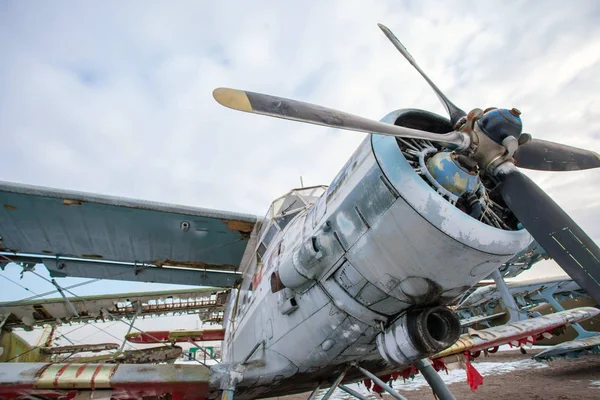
[0,23,599,400]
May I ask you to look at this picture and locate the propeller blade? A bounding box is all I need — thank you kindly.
[497,164,600,304]
[513,138,600,171]
[377,23,466,126]
[213,88,469,147]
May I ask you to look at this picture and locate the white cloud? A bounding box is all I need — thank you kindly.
[1,0,599,298]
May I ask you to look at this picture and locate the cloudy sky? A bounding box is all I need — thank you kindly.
[1,1,600,342]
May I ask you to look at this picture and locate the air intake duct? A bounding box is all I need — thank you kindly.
[376,306,460,365]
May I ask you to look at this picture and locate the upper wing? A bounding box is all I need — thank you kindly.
[0,180,259,286]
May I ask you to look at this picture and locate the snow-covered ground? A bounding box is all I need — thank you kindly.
[313,359,549,400]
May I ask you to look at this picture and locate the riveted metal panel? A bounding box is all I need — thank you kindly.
[346,196,520,308]
[333,260,367,297]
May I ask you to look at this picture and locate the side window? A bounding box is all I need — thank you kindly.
[257,243,268,260]
[257,223,279,262]
[262,224,278,248]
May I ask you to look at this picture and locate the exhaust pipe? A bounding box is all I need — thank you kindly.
[377,306,460,365]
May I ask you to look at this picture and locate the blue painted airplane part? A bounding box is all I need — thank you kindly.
[0,180,258,280]
[425,152,480,197]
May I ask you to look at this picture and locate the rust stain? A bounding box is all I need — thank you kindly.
[225,219,255,234]
[135,367,155,373]
[3,204,17,210]
[63,199,83,206]
[81,254,104,259]
[34,363,53,378]
[42,250,53,254]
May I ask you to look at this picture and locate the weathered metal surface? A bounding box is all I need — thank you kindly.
[459,312,506,328]
[533,335,600,361]
[0,180,257,273]
[126,328,225,343]
[372,111,532,254]
[456,276,580,310]
[41,343,119,355]
[498,239,549,278]
[212,88,468,147]
[497,164,600,305]
[36,363,116,389]
[72,345,183,364]
[0,363,211,399]
[425,151,479,197]
[0,286,230,328]
[377,23,465,126]
[377,307,460,365]
[220,115,534,399]
[434,307,599,358]
[514,138,600,171]
[43,258,241,288]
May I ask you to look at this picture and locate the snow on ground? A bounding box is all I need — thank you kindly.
[319,359,548,400]
[393,360,548,392]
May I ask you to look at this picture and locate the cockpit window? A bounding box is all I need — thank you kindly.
[279,194,303,215]
[256,186,328,255]
[257,242,268,260]
[275,210,301,230]
[262,224,278,248]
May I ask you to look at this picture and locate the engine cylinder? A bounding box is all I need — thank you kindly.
[376,306,460,365]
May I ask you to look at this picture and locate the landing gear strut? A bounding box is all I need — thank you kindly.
[491,269,529,322]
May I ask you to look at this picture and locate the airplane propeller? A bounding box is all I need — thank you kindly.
[212,88,469,148]
[377,23,466,126]
[213,24,600,305]
[497,163,600,304]
[512,138,600,171]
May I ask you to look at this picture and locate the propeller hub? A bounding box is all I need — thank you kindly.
[477,108,523,145]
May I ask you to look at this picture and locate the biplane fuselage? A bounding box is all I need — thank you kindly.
[218,109,533,399]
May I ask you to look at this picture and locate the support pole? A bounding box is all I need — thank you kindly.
[356,365,408,400]
[119,306,140,352]
[413,358,456,400]
[242,341,264,365]
[491,269,527,322]
[339,384,370,400]
[321,369,346,400]
[51,279,79,317]
[221,389,234,400]
[539,286,598,339]
[306,384,320,400]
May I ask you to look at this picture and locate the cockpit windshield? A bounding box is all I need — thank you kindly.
[256,186,327,253]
